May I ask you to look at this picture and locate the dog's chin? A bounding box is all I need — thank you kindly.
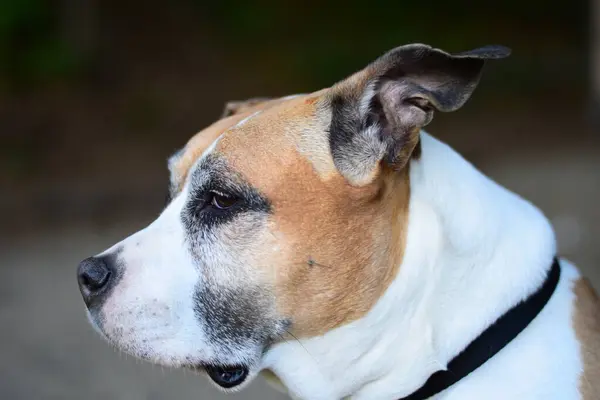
[86,312,260,391]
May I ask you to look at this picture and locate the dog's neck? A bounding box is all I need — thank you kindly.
[262,132,556,400]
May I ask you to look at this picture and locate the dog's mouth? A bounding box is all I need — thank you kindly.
[189,364,250,389]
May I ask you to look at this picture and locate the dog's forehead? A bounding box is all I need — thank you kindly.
[170,114,243,191]
[172,91,335,193]
[218,94,332,180]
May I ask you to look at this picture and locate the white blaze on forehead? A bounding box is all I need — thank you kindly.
[181,107,260,186]
[281,93,305,101]
[182,134,223,192]
[234,110,262,128]
[200,133,222,159]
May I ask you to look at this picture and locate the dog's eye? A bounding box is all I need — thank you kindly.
[192,191,240,218]
[209,192,238,210]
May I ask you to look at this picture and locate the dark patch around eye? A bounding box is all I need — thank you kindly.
[183,155,284,357]
[180,155,271,234]
[211,192,238,210]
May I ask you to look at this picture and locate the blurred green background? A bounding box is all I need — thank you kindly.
[0,1,598,399]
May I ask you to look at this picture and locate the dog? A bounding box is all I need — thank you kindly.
[77,43,600,399]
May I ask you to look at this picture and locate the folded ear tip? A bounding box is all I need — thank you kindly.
[483,45,512,58]
[455,45,512,59]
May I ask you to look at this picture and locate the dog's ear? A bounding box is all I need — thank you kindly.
[327,43,510,185]
[221,97,273,118]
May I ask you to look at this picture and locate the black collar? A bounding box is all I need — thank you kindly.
[399,257,561,400]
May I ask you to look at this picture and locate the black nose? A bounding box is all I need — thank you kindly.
[77,256,113,306]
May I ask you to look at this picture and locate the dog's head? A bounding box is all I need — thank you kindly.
[77,44,509,390]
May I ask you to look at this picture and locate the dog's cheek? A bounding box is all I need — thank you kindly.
[193,285,278,354]
[191,227,287,359]
[199,214,280,286]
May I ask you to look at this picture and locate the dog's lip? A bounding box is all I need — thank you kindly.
[186,363,250,389]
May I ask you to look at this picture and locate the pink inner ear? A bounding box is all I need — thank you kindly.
[378,80,433,135]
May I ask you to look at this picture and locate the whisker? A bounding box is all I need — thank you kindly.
[282,329,321,368]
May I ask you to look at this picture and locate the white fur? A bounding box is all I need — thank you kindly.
[90,126,274,392]
[89,128,584,399]
[99,192,213,365]
[358,83,376,117]
[282,94,305,101]
[261,132,583,399]
[91,137,224,367]
[234,110,261,128]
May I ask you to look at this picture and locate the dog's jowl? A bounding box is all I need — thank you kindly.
[77,44,600,399]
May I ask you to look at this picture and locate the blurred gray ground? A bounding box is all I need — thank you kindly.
[0,112,598,400]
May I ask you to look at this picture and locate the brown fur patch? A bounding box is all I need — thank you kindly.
[411,137,422,160]
[573,278,600,399]
[271,161,409,338]
[222,97,273,118]
[172,89,410,338]
[216,95,410,337]
[171,114,246,192]
[172,96,303,191]
[172,95,322,192]
[222,95,315,119]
